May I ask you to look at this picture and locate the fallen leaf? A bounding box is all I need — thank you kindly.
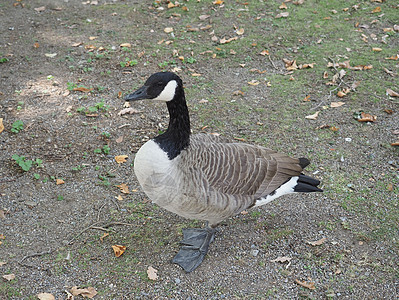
[259,50,269,56]
[322,71,328,79]
[73,87,93,93]
[0,262,6,266]
[386,88,399,97]
[303,95,311,102]
[295,279,315,290]
[33,42,40,48]
[115,155,128,164]
[56,179,65,185]
[116,195,123,201]
[337,90,347,98]
[270,256,292,263]
[116,183,129,194]
[371,6,381,13]
[34,6,46,12]
[120,43,131,48]
[2,274,15,281]
[115,136,124,143]
[199,14,210,20]
[283,59,298,70]
[72,42,82,47]
[248,80,260,86]
[385,54,399,60]
[0,118,4,134]
[0,210,5,219]
[392,141,399,146]
[100,232,109,242]
[45,53,57,58]
[383,68,395,76]
[330,102,345,108]
[351,81,361,90]
[37,293,55,300]
[70,286,98,299]
[357,112,377,122]
[89,36,97,41]
[232,90,244,96]
[372,47,382,52]
[250,68,266,74]
[213,0,224,5]
[236,28,245,35]
[112,245,126,257]
[118,107,140,116]
[147,266,158,280]
[164,27,174,33]
[279,2,288,9]
[305,111,320,120]
[307,237,327,246]
[219,37,238,44]
[191,73,202,77]
[275,12,289,18]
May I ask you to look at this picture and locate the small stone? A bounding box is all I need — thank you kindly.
[250,249,259,257]
[345,137,352,142]
[175,278,181,284]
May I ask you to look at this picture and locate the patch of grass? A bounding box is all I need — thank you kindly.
[11,120,24,133]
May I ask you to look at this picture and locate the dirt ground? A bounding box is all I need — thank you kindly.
[1,0,398,299]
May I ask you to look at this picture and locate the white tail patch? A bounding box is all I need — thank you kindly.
[254,176,299,207]
[153,80,177,101]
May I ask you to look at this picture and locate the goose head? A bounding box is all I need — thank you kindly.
[124,72,183,102]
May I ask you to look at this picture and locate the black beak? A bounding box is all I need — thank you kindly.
[124,85,148,101]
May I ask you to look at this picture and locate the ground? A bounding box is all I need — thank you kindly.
[0,0,398,299]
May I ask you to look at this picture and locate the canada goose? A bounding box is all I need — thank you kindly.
[125,72,322,272]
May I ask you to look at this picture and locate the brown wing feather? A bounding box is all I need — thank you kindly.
[186,135,303,199]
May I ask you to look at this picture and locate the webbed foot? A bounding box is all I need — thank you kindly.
[172,228,215,272]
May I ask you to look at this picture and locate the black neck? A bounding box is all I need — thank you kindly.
[153,88,190,160]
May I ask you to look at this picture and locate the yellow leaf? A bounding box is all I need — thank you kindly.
[213,0,224,5]
[372,47,382,52]
[385,54,399,60]
[219,36,238,44]
[115,155,128,164]
[191,73,202,77]
[89,36,97,40]
[116,195,123,201]
[168,2,175,8]
[248,80,260,86]
[116,183,130,194]
[56,179,65,185]
[0,118,4,134]
[112,245,126,257]
[147,266,159,280]
[164,27,174,33]
[120,43,131,48]
[259,50,269,56]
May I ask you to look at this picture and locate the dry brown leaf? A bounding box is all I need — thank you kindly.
[305,111,320,120]
[115,136,124,143]
[112,245,126,257]
[330,102,345,108]
[37,293,55,300]
[270,256,292,263]
[117,183,130,194]
[337,90,347,98]
[0,262,6,267]
[279,2,288,9]
[322,71,328,79]
[118,107,140,116]
[167,2,176,8]
[147,266,158,280]
[73,87,93,93]
[351,81,361,90]
[72,42,82,47]
[303,95,311,102]
[220,37,238,44]
[0,210,5,219]
[371,6,381,13]
[358,112,377,122]
[199,14,210,20]
[307,237,327,246]
[295,279,315,290]
[386,88,399,97]
[275,12,289,18]
[2,274,15,281]
[164,27,174,33]
[100,232,109,242]
[213,0,224,5]
[283,59,298,70]
[383,68,395,76]
[232,90,244,96]
[115,155,128,164]
[120,43,131,48]
[34,6,46,12]
[236,28,245,35]
[0,118,4,134]
[248,80,260,86]
[391,141,399,146]
[372,47,382,52]
[385,54,399,60]
[250,68,266,74]
[259,50,269,56]
[116,195,123,201]
[70,286,98,299]
[191,73,202,77]
[56,179,65,185]
[33,42,40,48]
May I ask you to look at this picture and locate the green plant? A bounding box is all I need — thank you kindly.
[11,120,24,133]
[33,173,40,180]
[12,155,33,172]
[0,57,9,63]
[120,57,138,68]
[185,57,197,64]
[101,131,111,138]
[57,195,64,201]
[67,82,77,91]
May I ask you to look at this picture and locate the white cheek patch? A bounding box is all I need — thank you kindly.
[153,80,177,101]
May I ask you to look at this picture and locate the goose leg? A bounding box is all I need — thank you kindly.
[172,227,216,272]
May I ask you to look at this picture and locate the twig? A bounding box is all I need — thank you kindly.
[268,55,278,70]
[90,226,114,232]
[67,221,102,245]
[19,248,53,267]
[97,203,107,222]
[0,178,18,183]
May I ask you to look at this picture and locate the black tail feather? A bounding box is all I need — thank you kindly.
[294,174,323,193]
[298,157,310,169]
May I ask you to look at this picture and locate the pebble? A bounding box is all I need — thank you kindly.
[250,249,259,257]
[174,278,181,284]
[345,137,352,142]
